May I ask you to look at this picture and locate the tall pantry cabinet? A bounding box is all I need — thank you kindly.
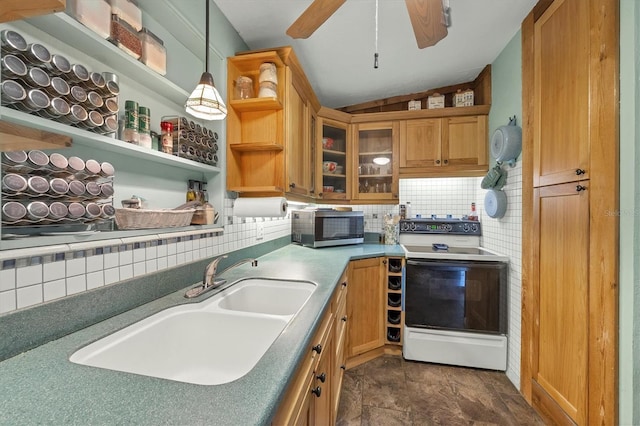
[521,0,619,425]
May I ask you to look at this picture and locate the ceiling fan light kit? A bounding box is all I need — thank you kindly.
[185,0,227,121]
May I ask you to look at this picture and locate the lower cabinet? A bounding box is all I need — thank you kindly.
[346,257,386,360]
[273,269,348,425]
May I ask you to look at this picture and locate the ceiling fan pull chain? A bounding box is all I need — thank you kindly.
[374,0,379,68]
[443,0,451,27]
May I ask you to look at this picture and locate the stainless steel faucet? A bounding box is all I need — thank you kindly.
[184,255,258,298]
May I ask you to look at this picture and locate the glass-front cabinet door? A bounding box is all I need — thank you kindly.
[352,121,399,202]
[317,117,350,201]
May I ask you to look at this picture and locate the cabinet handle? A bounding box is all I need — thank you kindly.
[576,169,586,175]
[435,160,441,165]
[289,182,296,188]
[383,260,387,265]
[312,344,322,354]
[341,281,347,288]
[393,194,399,198]
[316,372,326,383]
[443,159,448,165]
[342,316,348,322]
[311,386,322,397]
[341,365,346,370]
[576,185,587,192]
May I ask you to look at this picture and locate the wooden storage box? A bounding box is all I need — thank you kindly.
[115,208,195,229]
[454,89,474,107]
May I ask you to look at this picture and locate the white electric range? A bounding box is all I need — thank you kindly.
[399,218,509,371]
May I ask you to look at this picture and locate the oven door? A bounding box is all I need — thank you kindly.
[405,259,508,334]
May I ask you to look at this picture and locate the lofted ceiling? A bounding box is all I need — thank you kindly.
[211,0,537,109]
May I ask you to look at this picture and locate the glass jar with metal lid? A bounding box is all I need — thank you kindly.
[83,90,104,110]
[67,180,85,197]
[2,201,27,222]
[84,202,102,219]
[78,110,105,130]
[2,173,28,193]
[59,104,88,125]
[26,175,50,195]
[1,54,27,79]
[14,88,50,113]
[45,54,71,76]
[99,161,115,178]
[66,202,86,219]
[83,72,106,92]
[101,80,120,98]
[98,114,118,135]
[26,150,49,168]
[1,80,27,105]
[0,30,27,55]
[84,159,102,176]
[18,43,51,67]
[38,96,71,120]
[67,85,88,104]
[2,151,28,167]
[45,76,70,98]
[101,204,116,218]
[67,63,90,84]
[99,182,114,198]
[99,97,119,115]
[85,181,101,198]
[48,201,69,220]
[67,156,85,175]
[48,177,69,196]
[48,152,69,172]
[21,66,51,89]
[26,201,49,221]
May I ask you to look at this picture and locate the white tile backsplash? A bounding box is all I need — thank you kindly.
[16,285,43,309]
[0,290,16,313]
[43,279,66,302]
[66,275,86,295]
[16,264,42,288]
[0,269,15,292]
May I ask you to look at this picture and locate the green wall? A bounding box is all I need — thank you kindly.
[619,0,639,424]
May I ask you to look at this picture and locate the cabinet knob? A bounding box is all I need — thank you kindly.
[312,344,322,354]
[340,365,346,370]
[435,160,441,165]
[383,260,387,265]
[576,169,586,175]
[393,194,399,198]
[342,316,348,322]
[443,159,449,165]
[316,372,326,383]
[576,185,587,192]
[341,281,347,288]
[289,182,296,188]
[311,386,322,397]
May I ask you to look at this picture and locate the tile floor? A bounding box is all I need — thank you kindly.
[336,356,545,426]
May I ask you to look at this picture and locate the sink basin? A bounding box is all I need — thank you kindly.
[70,278,316,385]
[216,278,316,315]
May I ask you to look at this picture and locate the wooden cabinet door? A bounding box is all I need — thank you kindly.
[533,0,590,187]
[346,258,385,357]
[286,73,312,197]
[532,182,589,425]
[353,122,399,202]
[399,118,442,168]
[317,115,350,201]
[312,332,333,426]
[443,116,488,169]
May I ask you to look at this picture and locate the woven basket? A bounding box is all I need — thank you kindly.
[115,208,195,230]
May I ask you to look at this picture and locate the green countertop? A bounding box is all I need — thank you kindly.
[0,243,404,426]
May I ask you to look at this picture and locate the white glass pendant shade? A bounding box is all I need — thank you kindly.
[185,72,227,121]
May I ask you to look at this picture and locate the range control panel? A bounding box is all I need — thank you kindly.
[399,219,481,235]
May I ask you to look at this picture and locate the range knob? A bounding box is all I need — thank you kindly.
[409,222,417,231]
[401,222,409,232]
[462,223,470,232]
[471,224,479,233]
[445,224,453,232]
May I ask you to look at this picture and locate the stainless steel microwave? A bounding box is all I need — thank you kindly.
[291,209,364,248]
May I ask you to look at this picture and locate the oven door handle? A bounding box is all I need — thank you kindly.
[406,259,473,269]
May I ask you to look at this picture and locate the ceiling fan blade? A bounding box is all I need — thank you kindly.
[405,0,449,49]
[286,0,346,39]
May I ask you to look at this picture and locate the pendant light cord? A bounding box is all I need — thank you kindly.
[374,0,379,68]
[205,0,210,74]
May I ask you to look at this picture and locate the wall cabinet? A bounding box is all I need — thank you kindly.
[226,47,319,201]
[316,111,351,201]
[351,121,399,203]
[399,114,488,177]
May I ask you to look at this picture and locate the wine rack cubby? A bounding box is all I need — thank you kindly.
[385,257,404,345]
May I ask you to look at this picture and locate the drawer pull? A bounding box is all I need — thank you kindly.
[342,316,347,322]
[341,281,347,288]
[311,386,322,397]
[312,344,322,354]
[576,168,586,175]
[340,365,346,370]
[576,184,587,192]
[316,372,326,383]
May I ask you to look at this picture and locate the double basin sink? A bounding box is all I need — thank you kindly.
[69,278,316,385]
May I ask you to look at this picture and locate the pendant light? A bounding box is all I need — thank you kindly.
[185,0,227,121]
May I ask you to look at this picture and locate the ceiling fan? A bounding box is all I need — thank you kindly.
[286,0,451,49]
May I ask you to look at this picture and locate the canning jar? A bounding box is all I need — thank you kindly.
[235,76,254,99]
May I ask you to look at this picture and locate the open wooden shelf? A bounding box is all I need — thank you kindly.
[229,142,284,152]
[229,97,283,113]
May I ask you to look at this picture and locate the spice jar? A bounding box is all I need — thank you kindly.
[84,90,104,110]
[27,150,50,168]
[45,54,71,76]
[259,62,278,84]
[1,54,28,79]
[18,43,51,67]
[14,88,50,113]
[67,63,90,84]
[0,30,27,55]
[100,97,119,115]
[38,96,71,120]
[258,81,277,98]
[122,100,139,144]
[2,151,28,167]
[66,202,86,219]
[21,67,50,89]
[2,173,28,193]
[138,105,151,148]
[2,201,27,222]
[110,14,142,59]
[160,121,173,154]
[0,80,27,105]
[67,85,88,104]
[48,202,69,220]
[26,201,49,221]
[98,114,118,135]
[235,76,254,99]
[67,180,85,197]
[48,153,69,172]
[101,204,116,218]
[26,175,50,195]
[45,76,70,98]
[59,104,88,125]
[48,177,69,195]
[67,156,85,175]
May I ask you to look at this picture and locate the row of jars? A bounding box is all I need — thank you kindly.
[161,116,219,166]
[2,174,114,199]
[2,200,115,223]
[0,29,120,135]
[2,151,114,179]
